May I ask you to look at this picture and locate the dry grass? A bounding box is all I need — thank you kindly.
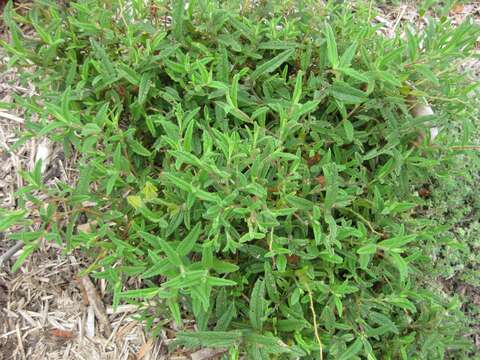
[0,2,479,359]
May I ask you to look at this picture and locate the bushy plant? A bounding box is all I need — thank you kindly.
[1,0,479,358]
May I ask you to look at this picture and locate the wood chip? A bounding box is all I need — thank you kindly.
[77,220,98,233]
[115,320,138,340]
[76,277,90,306]
[86,305,95,338]
[16,323,27,360]
[80,276,112,337]
[34,138,54,173]
[136,337,154,360]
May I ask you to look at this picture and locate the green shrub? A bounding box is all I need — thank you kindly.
[2,0,479,358]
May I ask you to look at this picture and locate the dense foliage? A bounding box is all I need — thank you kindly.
[1,0,479,358]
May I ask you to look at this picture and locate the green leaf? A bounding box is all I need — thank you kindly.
[230,73,240,108]
[138,72,151,105]
[325,22,339,68]
[141,181,158,201]
[416,64,439,85]
[378,235,417,250]
[12,243,36,273]
[0,210,26,231]
[127,195,143,209]
[277,319,306,332]
[214,302,235,331]
[381,202,416,215]
[387,296,416,312]
[323,163,338,213]
[343,120,354,142]
[291,100,320,121]
[251,49,294,80]
[183,120,194,152]
[284,194,314,210]
[340,41,358,67]
[292,70,303,104]
[172,0,185,41]
[244,333,293,355]
[357,243,377,255]
[206,276,237,287]
[390,252,409,282]
[406,27,418,61]
[338,67,369,82]
[211,259,240,273]
[330,82,368,104]
[142,258,173,279]
[129,139,152,157]
[375,71,402,87]
[119,287,169,299]
[339,338,363,360]
[118,63,140,85]
[168,298,182,326]
[177,223,202,256]
[157,238,184,267]
[175,330,243,348]
[249,279,266,331]
[163,270,207,289]
[320,251,343,264]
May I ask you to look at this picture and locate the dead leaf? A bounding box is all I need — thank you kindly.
[77,220,98,233]
[286,255,300,265]
[418,188,431,199]
[307,153,321,166]
[316,176,326,187]
[49,329,76,339]
[452,4,464,14]
[191,348,226,360]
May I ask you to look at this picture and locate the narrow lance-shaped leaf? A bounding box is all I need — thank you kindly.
[172,0,185,41]
[323,163,338,213]
[138,72,151,105]
[339,338,363,360]
[251,49,294,80]
[249,279,265,331]
[325,22,339,68]
[177,223,202,256]
[292,70,303,104]
[129,139,152,157]
[175,330,243,348]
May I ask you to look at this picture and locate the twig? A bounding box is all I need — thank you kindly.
[0,111,24,124]
[16,323,27,360]
[391,5,407,35]
[305,282,323,360]
[449,145,480,151]
[0,241,24,268]
[80,275,112,337]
